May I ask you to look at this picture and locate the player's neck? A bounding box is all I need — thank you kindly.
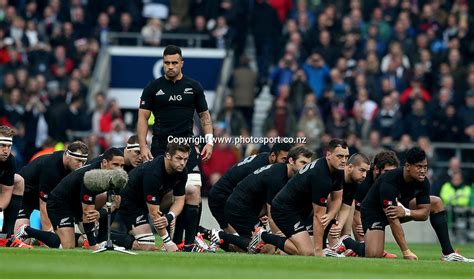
[165,73,183,83]
[164,159,173,174]
[402,167,414,183]
[286,164,294,177]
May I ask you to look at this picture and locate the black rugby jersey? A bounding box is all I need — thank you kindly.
[139,75,208,138]
[0,154,15,186]
[48,160,103,217]
[360,167,430,215]
[228,163,289,215]
[354,170,375,210]
[272,158,344,216]
[19,151,70,201]
[213,153,271,195]
[120,156,187,210]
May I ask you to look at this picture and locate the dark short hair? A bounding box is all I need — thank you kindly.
[102,147,124,161]
[348,153,370,166]
[67,141,88,155]
[166,142,191,156]
[405,147,426,165]
[328,138,348,152]
[127,134,139,144]
[270,143,292,155]
[0,125,15,137]
[163,45,182,57]
[373,150,400,169]
[287,146,313,161]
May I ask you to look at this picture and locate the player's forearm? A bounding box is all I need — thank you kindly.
[137,116,149,146]
[313,214,324,253]
[198,111,213,135]
[39,201,52,231]
[0,186,13,208]
[337,203,352,225]
[327,196,342,220]
[388,218,409,252]
[169,196,185,217]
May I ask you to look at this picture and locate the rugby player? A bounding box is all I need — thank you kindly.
[13,148,125,250]
[337,147,474,262]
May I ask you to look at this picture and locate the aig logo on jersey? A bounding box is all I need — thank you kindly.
[169,95,182,102]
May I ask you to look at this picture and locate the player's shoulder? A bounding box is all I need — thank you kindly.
[182,75,203,88]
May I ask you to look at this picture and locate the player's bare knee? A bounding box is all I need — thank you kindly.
[430,196,444,213]
[185,185,200,204]
[13,174,24,195]
[300,248,315,256]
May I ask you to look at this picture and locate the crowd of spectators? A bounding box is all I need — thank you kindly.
[0,1,473,201]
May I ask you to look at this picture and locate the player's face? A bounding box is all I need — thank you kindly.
[373,164,397,179]
[290,155,311,172]
[349,162,370,184]
[102,156,125,170]
[0,143,12,161]
[163,54,183,80]
[406,159,428,182]
[271,151,289,164]
[168,151,189,172]
[126,149,142,167]
[66,156,87,171]
[327,146,349,170]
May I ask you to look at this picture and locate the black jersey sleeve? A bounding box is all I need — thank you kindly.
[342,182,357,206]
[173,175,188,197]
[38,170,61,202]
[415,180,431,205]
[80,183,98,206]
[139,80,156,111]
[193,81,208,113]
[379,181,399,209]
[311,174,332,207]
[354,182,370,210]
[0,155,15,186]
[143,173,162,205]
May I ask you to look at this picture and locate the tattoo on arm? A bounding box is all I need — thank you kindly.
[199,111,212,128]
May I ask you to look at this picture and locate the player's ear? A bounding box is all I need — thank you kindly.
[165,152,171,160]
[101,158,108,169]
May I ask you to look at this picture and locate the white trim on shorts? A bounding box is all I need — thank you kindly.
[185,173,202,188]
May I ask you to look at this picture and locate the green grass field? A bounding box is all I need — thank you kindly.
[0,243,472,279]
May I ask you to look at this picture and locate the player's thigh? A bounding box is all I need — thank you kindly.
[289,231,314,256]
[130,223,156,251]
[55,227,76,249]
[364,229,385,258]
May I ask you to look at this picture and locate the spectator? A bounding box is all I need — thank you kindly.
[297,104,324,151]
[141,18,162,46]
[303,52,330,100]
[229,55,257,131]
[440,171,471,207]
[263,98,296,137]
[215,95,248,137]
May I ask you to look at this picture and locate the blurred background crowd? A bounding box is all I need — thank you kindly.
[0,1,473,233]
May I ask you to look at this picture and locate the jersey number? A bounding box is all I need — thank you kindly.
[298,159,318,174]
[237,155,257,167]
[253,165,272,174]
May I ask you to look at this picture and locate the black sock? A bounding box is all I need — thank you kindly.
[172,211,184,244]
[198,226,211,240]
[322,219,337,249]
[183,204,199,245]
[25,226,60,248]
[261,232,286,251]
[111,232,135,250]
[196,202,202,229]
[3,194,22,235]
[96,215,108,243]
[219,231,250,251]
[430,211,454,255]
[343,237,365,256]
[75,233,82,247]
